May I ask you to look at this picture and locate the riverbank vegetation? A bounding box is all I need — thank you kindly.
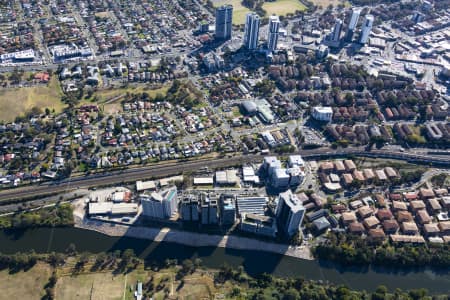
[314,232,450,268]
[0,203,74,229]
[0,249,446,299]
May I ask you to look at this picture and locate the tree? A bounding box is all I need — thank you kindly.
[65,243,77,256]
[92,252,107,270]
[181,259,194,274]
[121,249,135,262]
[255,79,275,97]
[79,252,90,265]
[409,289,428,300]
[230,286,241,297]
[283,288,300,300]
[49,252,65,267]
[48,270,58,287]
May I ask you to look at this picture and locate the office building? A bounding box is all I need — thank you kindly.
[276,190,306,237]
[262,156,282,176]
[346,8,361,41]
[288,155,305,168]
[286,168,305,186]
[203,52,224,72]
[180,194,199,222]
[243,12,260,50]
[198,20,210,33]
[236,196,267,216]
[312,106,333,122]
[331,18,343,43]
[200,192,219,225]
[141,186,178,219]
[267,15,280,52]
[359,14,374,44]
[272,168,290,188]
[220,194,236,225]
[240,213,277,237]
[316,44,329,59]
[215,5,233,40]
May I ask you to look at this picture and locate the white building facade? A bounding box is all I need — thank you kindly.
[276,190,306,237]
[359,14,374,44]
[244,12,260,50]
[312,106,333,122]
[267,15,280,52]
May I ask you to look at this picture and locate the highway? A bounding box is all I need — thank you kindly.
[0,147,449,202]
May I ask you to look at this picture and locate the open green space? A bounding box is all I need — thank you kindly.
[54,264,218,300]
[262,0,306,15]
[56,272,128,300]
[0,257,447,299]
[309,0,350,8]
[212,0,307,24]
[0,76,64,122]
[0,263,52,300]
[86,85,170,114]
[91,85,170,103]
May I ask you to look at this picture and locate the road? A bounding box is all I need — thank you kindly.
[1,147,450,202]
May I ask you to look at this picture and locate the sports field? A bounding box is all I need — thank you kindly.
[0,76,64,122]
[213,0,307,24]
[262,0,306,16]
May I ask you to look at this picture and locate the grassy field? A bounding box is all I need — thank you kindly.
[87,85,170,114]
[56,272,128,300]
[0,76,64,122]
[90,85,170,103]
[262,0,306,15]
[309,0,350,8]
[212,0,251,25]
[213,0,307,24]
[0,263,52,300]
[354,157,425,172]
[56,267,220,300]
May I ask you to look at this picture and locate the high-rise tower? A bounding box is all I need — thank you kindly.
[359,14,374,44]
[346,8,361,41]
[215,5,233,40]
[267,15,280,52]
[243,12,260,50]
[276,190,306,237]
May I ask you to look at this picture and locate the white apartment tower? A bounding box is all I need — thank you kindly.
[359,14,374,44]
[348,8,361,31]
[267,15,280,52]
[276,190,306,237]
[331,18,343,42]
[346,8,361,41]
[244,12,261,50]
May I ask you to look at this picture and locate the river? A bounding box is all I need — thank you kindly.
[0,227,449,294]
